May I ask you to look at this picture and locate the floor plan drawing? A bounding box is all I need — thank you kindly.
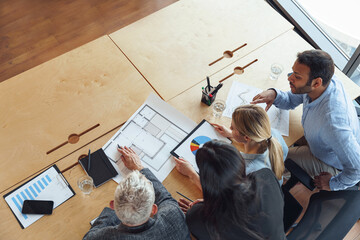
[103,94,196,182]
[224,81,289,136]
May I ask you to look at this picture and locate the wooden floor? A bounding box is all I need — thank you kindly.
[1,0,359,239]
[0,0,177,83]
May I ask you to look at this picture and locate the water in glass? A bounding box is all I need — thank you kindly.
[212,100,226,118]
[78,176,93,194]
[270,63,283,80]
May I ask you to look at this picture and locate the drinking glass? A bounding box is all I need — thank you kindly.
[212,99,226,118]
[269,63,283,80]
[77,175,93,194]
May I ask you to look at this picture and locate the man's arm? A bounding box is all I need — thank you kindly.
[323,117,360,190]
[83,208,120,240]
[251,89,303,111]
[140,168,177,206]
[272,89,304,110]
[117,146,177,206]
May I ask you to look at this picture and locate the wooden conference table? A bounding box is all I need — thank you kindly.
[1,0,360,239]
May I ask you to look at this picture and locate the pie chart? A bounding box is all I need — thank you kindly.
[190,136,211,155]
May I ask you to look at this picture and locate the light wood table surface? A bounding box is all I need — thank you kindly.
[0,36,154,194]
[110,0,293,101]
[0,127,201,240]
[1,2,359,239]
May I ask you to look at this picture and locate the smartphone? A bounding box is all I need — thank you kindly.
[21,200,54,215]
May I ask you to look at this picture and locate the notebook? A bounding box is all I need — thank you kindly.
[79,148,118,187]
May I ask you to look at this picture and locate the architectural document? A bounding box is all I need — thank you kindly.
[103,94,197,183]
[223,81,289,136]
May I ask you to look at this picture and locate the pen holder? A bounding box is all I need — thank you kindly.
[201,86,217,106]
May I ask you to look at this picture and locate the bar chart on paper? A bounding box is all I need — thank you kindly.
[11,174,53,220]
[4,165,75,229]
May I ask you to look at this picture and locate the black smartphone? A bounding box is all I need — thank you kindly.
[21,200,54,215]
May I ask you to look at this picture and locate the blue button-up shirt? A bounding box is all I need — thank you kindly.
[273,76,360,190]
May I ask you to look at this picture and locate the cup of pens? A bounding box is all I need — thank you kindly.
[201,76,223,106]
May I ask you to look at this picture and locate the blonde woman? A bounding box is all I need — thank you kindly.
[174,104,288,186]
[213,104,287,184]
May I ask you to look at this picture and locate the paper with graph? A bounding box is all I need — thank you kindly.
[3,165,75,229]
[103,94,197,183]
[171,120,232,173]
[223,81,289,136]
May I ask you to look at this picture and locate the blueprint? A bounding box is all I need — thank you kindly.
[103,94,196,183]
[223,81,289,136]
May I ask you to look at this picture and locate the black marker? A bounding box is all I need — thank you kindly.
[176,191,193,202]
[206,76,211,92]
[87,149,91,172]
[210,83,223,96]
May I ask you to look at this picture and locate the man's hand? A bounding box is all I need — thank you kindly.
[211,123,232,138]
[117,146,144,171]
[177,198,203,214]
[251,89,277,111]
[314,172,332,191]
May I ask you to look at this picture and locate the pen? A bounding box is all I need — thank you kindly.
[176,191,193,202]
[206,76,211,92]
[210,83,223,96]
[117,144,123,149]
[88,149,91,172]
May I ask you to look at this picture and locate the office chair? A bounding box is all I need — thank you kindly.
[282,158,314,232]
[287,190,360,240]
[282,158,360,238]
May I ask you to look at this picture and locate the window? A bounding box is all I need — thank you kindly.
[271,0,360,85]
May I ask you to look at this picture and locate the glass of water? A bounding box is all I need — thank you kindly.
[212,99,226,118]
[269,63,283,80]
[77,175,93,194]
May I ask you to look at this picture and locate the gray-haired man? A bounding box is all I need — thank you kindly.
[83,146,191,240]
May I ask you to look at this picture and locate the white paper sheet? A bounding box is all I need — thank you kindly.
[103,93,197,183]
[4,166,74,229]
[223,81,289,136]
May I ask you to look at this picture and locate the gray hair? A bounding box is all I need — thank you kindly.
[114,170,155,225]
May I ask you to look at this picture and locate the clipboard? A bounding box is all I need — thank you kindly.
[3,165,75,229]
[170,119,231,172]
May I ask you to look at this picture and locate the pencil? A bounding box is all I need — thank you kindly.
[88,149,91,172]
[176,191,193,202]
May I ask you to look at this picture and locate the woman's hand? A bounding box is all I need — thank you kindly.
[174,157,202,191]
[174,157,197,178]
[211,123,232,138]
[178,198,203,214]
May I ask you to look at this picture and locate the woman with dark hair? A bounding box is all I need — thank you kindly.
[179,140,285,240]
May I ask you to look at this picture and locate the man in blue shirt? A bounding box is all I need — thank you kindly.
[252,50,360,191]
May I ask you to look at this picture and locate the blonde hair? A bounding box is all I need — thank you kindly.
[232,104,284,179]
[114,170,155,225]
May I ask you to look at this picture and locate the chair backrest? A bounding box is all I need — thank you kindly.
[284,158,315,191]
[287,190,360,240]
